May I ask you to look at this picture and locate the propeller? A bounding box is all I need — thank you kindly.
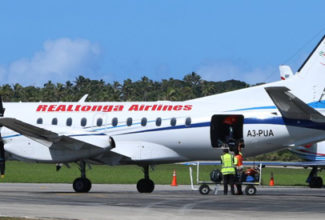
[0,96,6,178]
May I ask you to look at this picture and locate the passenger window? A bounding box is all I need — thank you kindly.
[97,118,103,127]
[170,117,177,126]
[112,117,118,127]
[52,118,58,125]
[127,117,133,126]
[141,117,147,126]
[37,118,43,124]
[156,117,162,126]
[81,118,87,127]
[185,117,191,127]
[66,117,72,126]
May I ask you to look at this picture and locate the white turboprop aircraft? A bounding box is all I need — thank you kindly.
[1,36,325,193]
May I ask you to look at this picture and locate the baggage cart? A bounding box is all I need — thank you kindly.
[187,161,263,195]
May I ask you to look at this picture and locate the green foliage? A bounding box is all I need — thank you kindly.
[248,149,303,161]
[0,73,250,102]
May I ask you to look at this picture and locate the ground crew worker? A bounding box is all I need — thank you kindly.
[221,148,237,195]
[234,148,243,195]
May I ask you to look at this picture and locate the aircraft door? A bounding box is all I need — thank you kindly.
[210,115,244,151]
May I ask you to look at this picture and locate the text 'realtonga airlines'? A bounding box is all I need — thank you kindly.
[2,36,325,193]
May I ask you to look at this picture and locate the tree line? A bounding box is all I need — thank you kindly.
[0,72,249,102]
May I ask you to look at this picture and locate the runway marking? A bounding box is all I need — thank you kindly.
[178,199,217,215]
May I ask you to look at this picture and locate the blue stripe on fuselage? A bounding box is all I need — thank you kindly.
[244,117,325,130]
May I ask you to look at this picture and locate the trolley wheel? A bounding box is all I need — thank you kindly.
[245,185,256,195]
[199,184,210,195]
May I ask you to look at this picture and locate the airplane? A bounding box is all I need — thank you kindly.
[1,35,325,193]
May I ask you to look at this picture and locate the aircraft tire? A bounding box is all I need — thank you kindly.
[137,178,155,193]
[73,177,92,193]
[199,184,210,195]
[309,177,323,188]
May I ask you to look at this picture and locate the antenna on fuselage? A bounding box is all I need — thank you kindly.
[78,94,88,103]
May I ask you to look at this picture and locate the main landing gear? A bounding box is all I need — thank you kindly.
[73,161,92,193]
[307,166,323,188]
[137,165,155,193]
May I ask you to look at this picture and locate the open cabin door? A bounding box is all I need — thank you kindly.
[210,115,244,151]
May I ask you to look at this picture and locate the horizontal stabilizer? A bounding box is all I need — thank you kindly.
[265,87,325,121]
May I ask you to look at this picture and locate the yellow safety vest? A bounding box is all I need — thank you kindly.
[221,153,236,175]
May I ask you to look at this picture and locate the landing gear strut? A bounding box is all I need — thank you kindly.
[307,166,323,188]
[137,165,155,193]
[73,161,92,193]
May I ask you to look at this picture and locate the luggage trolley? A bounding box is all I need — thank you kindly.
[187,161,263,195]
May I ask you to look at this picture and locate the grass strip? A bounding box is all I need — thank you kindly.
[0,161,322,186]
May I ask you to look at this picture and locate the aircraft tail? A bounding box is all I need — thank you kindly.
[285,35,325,103]
[297,35,325,77]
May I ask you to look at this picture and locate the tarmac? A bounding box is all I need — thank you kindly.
[0,183,324,220]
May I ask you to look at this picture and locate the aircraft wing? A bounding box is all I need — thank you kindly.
[181,160,325,167]
[0,117,112,151]
[265,87,325,121]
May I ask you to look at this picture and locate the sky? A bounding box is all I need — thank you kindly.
[0,0,325,86]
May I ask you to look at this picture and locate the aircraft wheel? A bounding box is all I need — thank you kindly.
[73,177,92,192]
[199,184,210,195]
[245,185,256,195]
[137,178,155,193]
[309,177,323,188]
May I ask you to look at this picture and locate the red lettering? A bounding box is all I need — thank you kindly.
[103,105,113,112]
[184,105,192,111]
[114,105,124,111]
[67,105,74,111]
[152,104,157,111]
[92,105,103,111]
[56,105,66,112]
[173,105,182,111]
[75,105,81,111]
[48,105,57,112]
[162,105,173,111]
[36,105,47,112]
[81,105,91,111]
[128,105,138,111]
[144,105,152,111]
[157,105,163,111]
